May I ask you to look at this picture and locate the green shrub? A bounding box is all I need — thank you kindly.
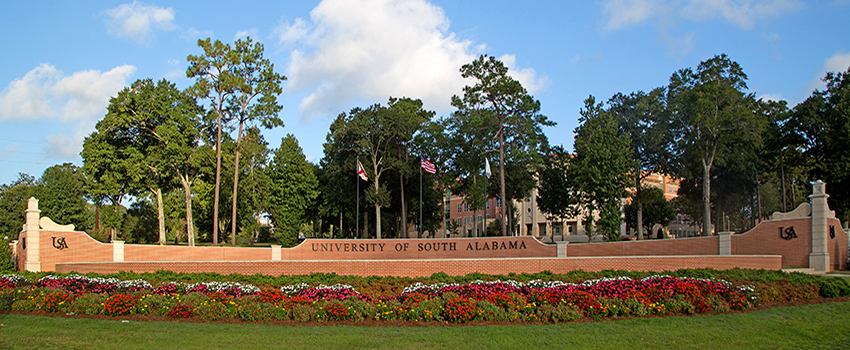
[180,292,210,308]
[238,301,286,322]
[291,304,315,322]
[195,300,231,321]
[70,293,106,315]
[11,298,37,312]
[817,277,850,298]
[138,294,180,316]
[537,303,582,322]
[0,287,27,310]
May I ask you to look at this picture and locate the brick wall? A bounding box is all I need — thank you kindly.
[55,255,782,278]
[567,236,719,257]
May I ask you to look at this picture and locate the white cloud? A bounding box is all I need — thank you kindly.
[235,28,259,41]
[498,54,550,94]
[681,0,802,28]
[281,0,547,119]
[44,133,86,158]
[274,18,310,44]
[103,1,176,43]
[603,0,657,31]
[602,0,801,30]
[806,51,850,93]
[0,64,136,158]
[182,27,214,42]
[0,64,136,122]
[758,93,784,102]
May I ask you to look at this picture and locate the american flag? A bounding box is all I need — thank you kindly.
[420,155,436,174]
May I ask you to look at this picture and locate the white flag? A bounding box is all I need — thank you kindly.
[484,157,491,178]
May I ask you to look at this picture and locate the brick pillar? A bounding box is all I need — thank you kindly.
[271,245,281,261]
[809,180,830,272]
[24,197,41,272]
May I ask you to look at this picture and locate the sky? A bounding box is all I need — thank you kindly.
[1,0,849,186]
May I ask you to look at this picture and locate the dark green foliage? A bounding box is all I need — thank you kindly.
[817,277,850,298]
[624,187,675,237]
[0,174,36,244]
[268,134,319,246]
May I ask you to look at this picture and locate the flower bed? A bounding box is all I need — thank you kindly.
[0,271,846,324]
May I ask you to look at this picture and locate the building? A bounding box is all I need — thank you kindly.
[441,172,697,240]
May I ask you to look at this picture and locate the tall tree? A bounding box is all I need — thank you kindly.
[668,54,761,236]
[83,78,202,245]
[451,55,554,236]
[386,97,433,238]
[268,134,319,246]
[187,36,286,246]
[608,88,671,239]
[568,96,634,240]
[36,163,92,231]
[793,68,850,221]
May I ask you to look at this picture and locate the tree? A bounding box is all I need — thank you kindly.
[624,187,675,238]
[386,97,433,238]
[83,78,203,245]
[0,174,36,244]
[793,68,850,221]
[36,163,92,231]
[187,36,286,246]
[237,127,271,244]
[268,134,319,246]
[451,55,554,236]
[568,96,634,240]
[608,88,671,239]
[668,54,763,235]
[537,145,580,221]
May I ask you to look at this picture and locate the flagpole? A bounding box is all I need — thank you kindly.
[356,157,360,239]
[419,155,423,239]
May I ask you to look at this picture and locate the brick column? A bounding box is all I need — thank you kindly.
[718,231,732,255]
[24,197,41,272]
[809,180,830,272]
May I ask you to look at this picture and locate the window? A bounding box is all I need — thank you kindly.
[457,218,462,227]
[457,203,462,213]
[497,199,502,207]
[464,217,468,224]
[555,226,561,234]
[464,203,468,212]
[486,201,490,209]
[478,215,482,222]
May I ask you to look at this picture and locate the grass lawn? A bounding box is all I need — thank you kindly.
[1,301,849,350]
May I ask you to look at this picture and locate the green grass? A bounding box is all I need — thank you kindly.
[2,301,849,350]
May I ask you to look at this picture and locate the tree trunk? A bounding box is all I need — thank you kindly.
[154,187,166,245]
[230,120,246,247]
[180,175,195,247]
[213,111,223,246]
[780,149,787,212]
[702,160,712,236]
[400,172,407,238]
[636,176,644,240]
[499,131,507,236]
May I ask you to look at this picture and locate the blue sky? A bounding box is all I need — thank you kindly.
[1,0,849,186]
